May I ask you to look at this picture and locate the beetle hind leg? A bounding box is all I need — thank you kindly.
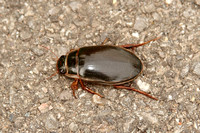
[101,38,110,45]
[121,36,161,49]
[79,80,104,98]
[71,79,79,98]
[114,85,158,100]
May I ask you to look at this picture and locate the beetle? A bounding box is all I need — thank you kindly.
[43,37,160,100]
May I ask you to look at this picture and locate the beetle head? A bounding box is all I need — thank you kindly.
[57,55,67,74]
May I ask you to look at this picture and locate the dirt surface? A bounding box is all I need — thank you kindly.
[0,0,200,132]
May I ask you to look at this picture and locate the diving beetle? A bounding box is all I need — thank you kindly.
[43,37,160,100]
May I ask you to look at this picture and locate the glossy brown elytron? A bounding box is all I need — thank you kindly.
[48,37,160,100]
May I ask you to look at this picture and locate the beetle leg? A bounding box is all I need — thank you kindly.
[71,79,79,98]
[114,85,158,101]
[121,36,161,49]
[101,38,110,45]
[79,79,104,98]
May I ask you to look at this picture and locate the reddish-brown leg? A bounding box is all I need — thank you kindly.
[101,38,109,45]
[121,36,161,49]
[114,85,158,101]
[71,79,79,98]
[79,79,104,98]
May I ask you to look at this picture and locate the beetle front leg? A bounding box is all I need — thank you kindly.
[79,79,104,98]
[114,85,158,101]
[71,79,79,98]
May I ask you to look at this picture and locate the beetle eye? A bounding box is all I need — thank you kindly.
[60,66,66,74]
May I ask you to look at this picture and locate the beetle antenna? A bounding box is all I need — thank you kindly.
[40,45,59,80]
[40,45,59,60]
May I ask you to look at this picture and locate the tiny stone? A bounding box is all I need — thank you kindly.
[119,92,125,97]
[31,48,44,56]
[176,55,184,60]
[65,30,71,36]
[39,97,50,103]
[141,112,158,124]
[93,95,102,104]
[113,0,117,5]
[38,102,52,113]
[133,16,148,31]
[107,89,118,100]
[45,113,58,130]
[152,12,160,21]
[186,103,197,114]
[9,113,14,122]
[14,117,25,128]
[158,51,165,58]
[120,96,131,107]
[126,22,133,26]
[144,4,155,13]
[194,122,198,129]
[168,95,173,100]
[195,0,200,5]
[131,32,139,38]
[79,92,87,98]
[41,87,48,93]
[59,90,72,100]
[166,0,173,4]
[69,122,78,132]
[20,30,32,40]
[32,67,39,75]
[48,7,60,16]
[183,8,195,18]
[25,9,34,16]
[193,62,200,76]
[69,1,82,12]
[180,64,189,78]
[136,79,150,92]
[190,96,195,102]
[25,112,30,117]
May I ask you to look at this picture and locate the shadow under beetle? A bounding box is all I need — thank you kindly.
[43,37,161,100]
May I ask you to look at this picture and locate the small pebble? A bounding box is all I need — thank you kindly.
[141,112,158,124]
[136,79,150,92]
[59,90,72,100]
[41,87,48,93]
[38,102,53,113]
[190,96,195,102]
[168,95,173,100]
[166,0,173,4]
[69,1,82,12]
[93,95,102,104]
[193,62,200,76]
[48,7,60,16]
[25,9,34,16]
[32,67,39,75]
[131,32,139,38]
[69,122,78,131]
[113,0,117,5]
[45,113,58,130]
[20,30,32,40]
[144,4,155,13]
[180,64,189,78]
[195,0,200,5]
[31,48,44,56]
[133,16,148,31]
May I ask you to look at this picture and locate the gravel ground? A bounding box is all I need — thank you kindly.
[0,0,200,132]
